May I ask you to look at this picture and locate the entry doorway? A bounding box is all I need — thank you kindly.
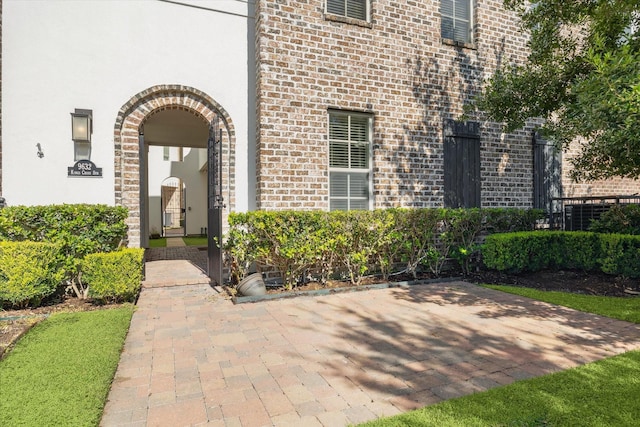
[161,177,186,237]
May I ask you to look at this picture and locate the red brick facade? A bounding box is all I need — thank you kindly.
[254,0,639,210]
[255,0,537,210]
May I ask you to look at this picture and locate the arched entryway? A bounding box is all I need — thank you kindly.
[114,85,235,284]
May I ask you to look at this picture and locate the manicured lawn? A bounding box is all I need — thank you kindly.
[359,285,640,427]
[484,284,640,324]
[147,236,206,247]
[182,236,207,246]
[148,237,166,247]
[0,306,134,426]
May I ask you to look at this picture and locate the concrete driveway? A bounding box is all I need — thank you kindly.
[101,280,640,426]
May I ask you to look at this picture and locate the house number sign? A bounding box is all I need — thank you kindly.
[68,160,103,177]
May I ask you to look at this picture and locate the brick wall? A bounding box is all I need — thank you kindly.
[562,139,640,198]
[255,0,537,210]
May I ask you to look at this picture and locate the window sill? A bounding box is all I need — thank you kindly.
[442,38,477,50]
[324,13,372,29]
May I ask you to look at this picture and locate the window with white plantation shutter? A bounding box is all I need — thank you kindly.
[441,0,473,44]
[326,0,368,21]
[329,111,372,211]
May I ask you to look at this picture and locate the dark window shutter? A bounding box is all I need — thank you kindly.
[444,119,481,208]
[533,131,562,214]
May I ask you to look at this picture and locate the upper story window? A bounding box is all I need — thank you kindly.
[441,0,473,45]
[329,110,373,211]
[326,0,368,22]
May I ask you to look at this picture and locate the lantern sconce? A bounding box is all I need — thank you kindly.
[71,109,92,161]
[36,143,44,158]
[71,109,92,143]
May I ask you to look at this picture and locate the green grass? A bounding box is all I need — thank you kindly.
[182,236,207,246]
[148,236,206,247]
[361,350,640,426]
[484,284,640,324]
[0,306,134,426]
[359,286,640,427]
[148,237,166,247]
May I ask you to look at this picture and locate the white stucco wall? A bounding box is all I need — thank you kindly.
[147,146,208,236]
[2,0,254,210]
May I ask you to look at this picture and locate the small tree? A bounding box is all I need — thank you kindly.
[472,0,640,181]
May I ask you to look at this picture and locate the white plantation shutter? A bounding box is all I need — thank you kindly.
[347,0,367,21]
[329,111,372,211]
[327,0,368,21]
[329,114,349,141]
[327,0,345,17]
[349,116,368,142]
[441,0,472,44]
[330,141,349,168]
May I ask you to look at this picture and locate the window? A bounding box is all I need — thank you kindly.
[443,119,481,208]
[163,147,170,161]
[329,110,372,211]
[441,0,473,44]
[326,0,368,21]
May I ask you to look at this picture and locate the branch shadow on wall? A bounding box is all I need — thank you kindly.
[382,39,519,207]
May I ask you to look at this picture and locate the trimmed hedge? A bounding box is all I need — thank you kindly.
[0,242,64,308]
[0,204,129,300]
[0,204,128,276]
[482,231,640,278]
[598,234,640,278]
[225,208,544,288]
[82,248,145,303]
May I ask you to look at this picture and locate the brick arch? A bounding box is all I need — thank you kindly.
[114,84,235,247]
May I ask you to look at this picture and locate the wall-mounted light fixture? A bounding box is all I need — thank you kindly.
[71,109,92,142]
[71,109,92,160]
[36,143,44,158]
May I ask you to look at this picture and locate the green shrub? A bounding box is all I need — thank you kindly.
[225,212,259,285]
[484,208,545,234]
[589,204,640,235]
[395,208,443,278]
[482,232,551,273]
[559,232,600,271]
[331,210,397,285]
[0,242,64,308]
[446,209,485,275]
[482,231,639,277]
[82,248,144,303]
[239,211,329,290]
[598,234,640,278]
[0,204,129,298]
[225,208,544,286]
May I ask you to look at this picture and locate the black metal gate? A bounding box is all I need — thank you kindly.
[207,117,225,285]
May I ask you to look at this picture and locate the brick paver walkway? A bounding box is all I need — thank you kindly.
[142,247,209,288]
[101,274,640,426]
